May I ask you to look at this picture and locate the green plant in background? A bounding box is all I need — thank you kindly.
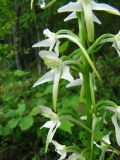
[31,0,120,159]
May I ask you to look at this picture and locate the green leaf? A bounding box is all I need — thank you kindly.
[44,0,58,9]
[59,120,74,134]
[59,41,69,53]
[31,106,41,116]
[16,104,26,116]
[7,118,20,129]
[14,70,27,77]
[19,116,34,131]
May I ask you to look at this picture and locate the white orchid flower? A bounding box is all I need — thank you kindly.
[52,140,67,160]
[94,133,113,152]
[33,50,74,111]
[32,29,60,55]
[52,140,86,160]
[39,106,61,152]
[102,31,120,56]
[58,0,120,42]
[32,28,103,82]
[66,72,83,88]
[67,153,86,160]
[105,106,120,146]
[40,0,45,8]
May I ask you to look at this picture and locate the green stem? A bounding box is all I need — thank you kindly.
[77,12,94,160]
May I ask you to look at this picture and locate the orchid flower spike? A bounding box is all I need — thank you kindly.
[66,72,83,88]
[33,50,74,111]
[106,106,120,146]
[32,29,60,55]
[52,140,67,160]
[39,106,61,152]
[58,0,120,42]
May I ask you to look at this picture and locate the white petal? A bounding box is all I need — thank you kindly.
[61,66,74,82]
[66,79,82,88]
[68,153,85,160]
[112,114,120,146]
[52,140,66,150]
[102,133,111,145]
[64,12,77,22]
[92,2,120,16]
[40,120,55,129]
[93,141,102,149]
[58,2,82,12]
[92,12,101,24]
[43,28,55,37]
[54,40,60,56]
[39,50,58,60]
[33,70,55,87]
[40,0,45,8]
[80,116,87,120]
[32,38,54,48]
[58,152,67,160]
[39,106,57,119]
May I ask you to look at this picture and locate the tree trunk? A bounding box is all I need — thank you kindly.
[13,0,22,70]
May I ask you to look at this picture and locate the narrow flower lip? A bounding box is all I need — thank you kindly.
[82,0,94,42]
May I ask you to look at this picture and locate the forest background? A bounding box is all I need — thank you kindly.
[0,0,120,159]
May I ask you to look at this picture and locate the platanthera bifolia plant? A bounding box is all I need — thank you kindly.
[31,0,120,159]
